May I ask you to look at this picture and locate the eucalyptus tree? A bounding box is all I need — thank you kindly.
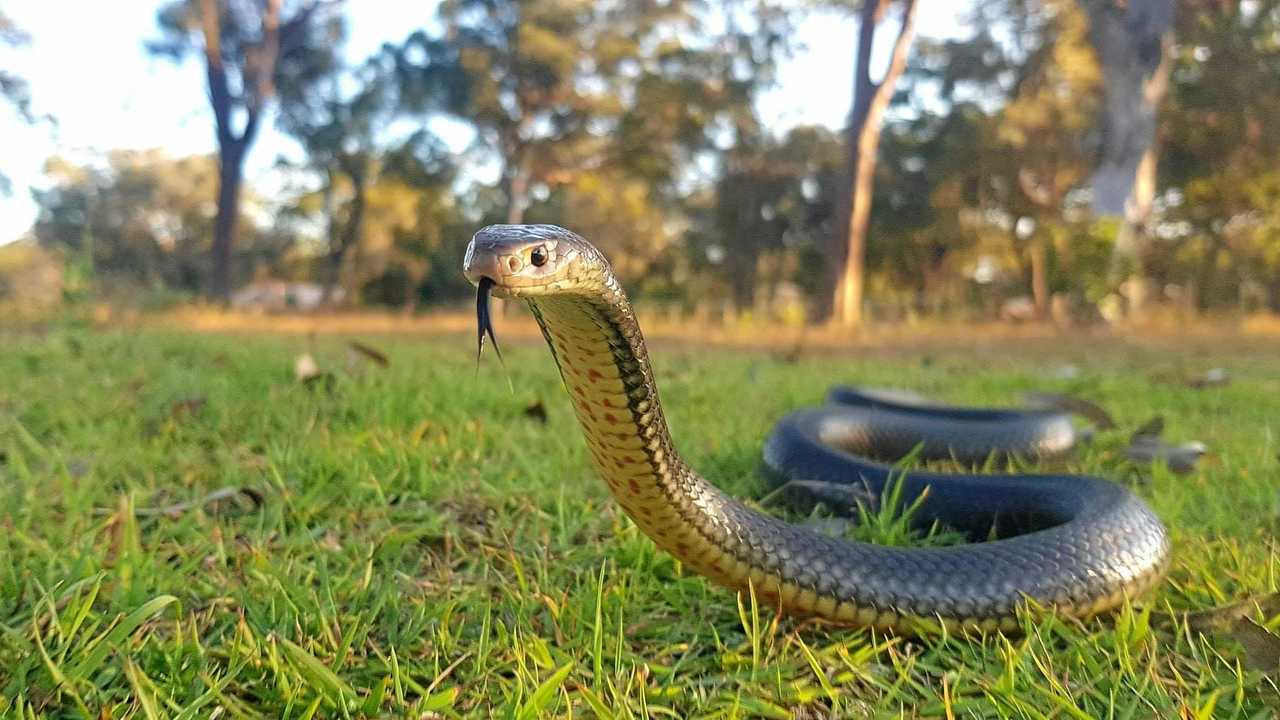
[826,0,919,327]
[278,47,456,301]
[374,0,793,313]
[31,151,290,292]
[1081,0,1175,304]
[150,0,344,299]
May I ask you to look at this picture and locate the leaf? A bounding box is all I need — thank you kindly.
[294,353,336,391]
[1125,433,1208,475]
[68,595,178,682]
[347,341,389,368]
[295,353,321,382]
[280,636,357,707]
[516,662,574,720]
[729,695,792,719]
[422,686,459,712]
[577,684,615,718]
[1131,416,1164,441]
[1186,368,1229,388]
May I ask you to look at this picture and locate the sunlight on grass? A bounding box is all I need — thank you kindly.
[2,328,1279,716]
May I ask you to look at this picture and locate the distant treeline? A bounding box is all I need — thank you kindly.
[12,1,1280,323]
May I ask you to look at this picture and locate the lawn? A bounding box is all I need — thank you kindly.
[2,325,1279,718]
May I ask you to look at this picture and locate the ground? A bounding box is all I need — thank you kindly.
[2,322,1278,718]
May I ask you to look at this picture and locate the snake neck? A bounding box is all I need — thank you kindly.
[527,291,682,488]
[527,292,743,575]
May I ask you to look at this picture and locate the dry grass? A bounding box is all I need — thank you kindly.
[143,304,1280,352]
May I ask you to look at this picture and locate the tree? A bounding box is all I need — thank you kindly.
[828,0,919,327]
[279,47,449,302]
[151,0,342,300]
[342,163,460,309]
[1162,0,1280,312]
[401,0,614,226]
[31,151,289,293]
[403,0,792,223]
[995,0,1100,318]
[684,126,843,313]
[1080,0,1175,314]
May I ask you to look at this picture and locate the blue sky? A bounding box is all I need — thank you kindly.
[0,1,970,245]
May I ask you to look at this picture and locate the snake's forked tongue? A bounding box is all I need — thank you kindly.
[476,276,504,364]
[475,277,513,391]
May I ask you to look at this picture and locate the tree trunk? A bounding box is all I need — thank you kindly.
[321,169,338,301]
[1194,235,1222,312]
[324,160,367,304]
[827,0,918,328]
[1085,0,1173,214]
[506,164,530,224]
[210,143,245,300]
[1084,0,1174,315]
[1029,237,1050,320]
[199,0,282,301]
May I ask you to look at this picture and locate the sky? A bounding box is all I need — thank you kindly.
[0,1,971,245]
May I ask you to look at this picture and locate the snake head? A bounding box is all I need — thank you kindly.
[463,224,606,299]
[464,224,615,368]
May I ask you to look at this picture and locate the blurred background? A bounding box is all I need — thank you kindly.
[0,0,1275,332]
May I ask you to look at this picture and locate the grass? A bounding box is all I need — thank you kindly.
[2,323,1279,718]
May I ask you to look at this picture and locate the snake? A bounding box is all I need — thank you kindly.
[464,223,1170,634]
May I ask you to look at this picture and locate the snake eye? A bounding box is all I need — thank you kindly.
[530,245,549,267]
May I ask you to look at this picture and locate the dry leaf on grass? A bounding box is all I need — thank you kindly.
[294,353,336,391]
[1187,367,1230,389]
[347,341,390,368]
[1124,415,1208,475]
[523,400,548,424]
[170,396,207,419]
[1155,592,1280,675]
[295,353,321,382]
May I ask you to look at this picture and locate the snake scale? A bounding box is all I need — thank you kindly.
[464,224,1170,633]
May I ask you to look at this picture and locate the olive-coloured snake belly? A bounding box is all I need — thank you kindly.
[463,224,1170,634]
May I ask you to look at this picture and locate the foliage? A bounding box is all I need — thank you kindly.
[0,242,63,322]
[31,151,291,294]
[684,125,844,314]
[6,1,1280,318]
[279,44,458,303]
[1161,0,1280,310]
[150,0,345,298]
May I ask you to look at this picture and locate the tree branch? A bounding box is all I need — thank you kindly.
[248,0,282,111]
[860,0,917,153]
[200,0,235,148]
[850,0,882,125]
[876,0,918,99]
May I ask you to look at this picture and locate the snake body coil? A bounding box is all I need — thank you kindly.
[464,224,1170,633]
